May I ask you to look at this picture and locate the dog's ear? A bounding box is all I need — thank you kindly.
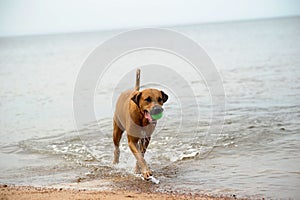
[161,91,168,103]
[131,91,142,106]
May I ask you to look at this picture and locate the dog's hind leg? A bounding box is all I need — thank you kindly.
[112,120,124,164]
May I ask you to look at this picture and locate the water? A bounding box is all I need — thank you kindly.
[1,17,300,199]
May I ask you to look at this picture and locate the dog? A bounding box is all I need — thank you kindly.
[112,69,168,179]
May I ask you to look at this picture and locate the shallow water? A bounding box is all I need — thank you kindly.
[0,17,300,199]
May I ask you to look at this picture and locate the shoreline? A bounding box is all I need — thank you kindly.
[0,184,242,200]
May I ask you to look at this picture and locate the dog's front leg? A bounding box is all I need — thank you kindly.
[134,137,151,174]
[127,135,152,179]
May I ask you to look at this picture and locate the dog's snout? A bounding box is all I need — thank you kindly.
[150,105,163,115]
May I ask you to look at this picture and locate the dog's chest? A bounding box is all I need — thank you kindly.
[141,123,156,137]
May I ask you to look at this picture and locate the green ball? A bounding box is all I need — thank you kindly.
[151,112,163,120]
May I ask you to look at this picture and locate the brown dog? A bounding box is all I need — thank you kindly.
[112,69,168,179]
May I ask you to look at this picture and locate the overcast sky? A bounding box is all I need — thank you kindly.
[0,0,299,37]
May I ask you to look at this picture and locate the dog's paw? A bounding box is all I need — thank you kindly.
[142,170,153,179]
[136,174,160,184]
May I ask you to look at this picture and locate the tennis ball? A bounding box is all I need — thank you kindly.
[151,112,163,120]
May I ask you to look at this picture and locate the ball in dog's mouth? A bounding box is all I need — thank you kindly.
[150,106,163,120]
[144,109,163,123]
[151,112,163,120]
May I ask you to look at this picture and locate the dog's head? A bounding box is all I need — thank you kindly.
[131,89,168,123]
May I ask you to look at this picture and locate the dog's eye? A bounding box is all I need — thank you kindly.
[158,97,162,102]
[145,97,151,103]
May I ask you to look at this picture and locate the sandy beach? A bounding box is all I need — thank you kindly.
[0,185,241,200]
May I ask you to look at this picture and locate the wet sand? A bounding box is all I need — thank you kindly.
[0,185,241,200]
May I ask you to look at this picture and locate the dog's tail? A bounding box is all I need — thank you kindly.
[135,68,140,91]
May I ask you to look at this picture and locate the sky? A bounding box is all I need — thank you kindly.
[0,0,300,37]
